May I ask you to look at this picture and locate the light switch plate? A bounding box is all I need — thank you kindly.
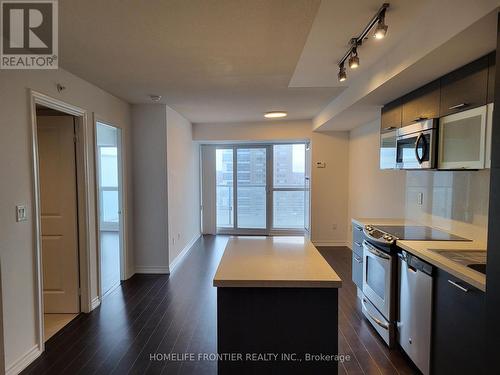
[16,205,27,222]
[417,192,424,206]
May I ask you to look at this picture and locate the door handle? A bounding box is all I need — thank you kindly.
[414,133,428,165]
[448,103,468,110]
[363,241,390,260]
[362,298,389,330]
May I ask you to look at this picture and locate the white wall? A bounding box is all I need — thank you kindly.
[131,104,169,273]
[406,170,490,243]
[0,68,133,373]
[348,120,407,234]
[166,107,201,266]
[193,120,350,245]
[132,104,201,273]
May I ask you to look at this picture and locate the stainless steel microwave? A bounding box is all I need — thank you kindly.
[396,119,438,169]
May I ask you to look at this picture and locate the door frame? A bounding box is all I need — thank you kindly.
[93,116,127,300]
[29,90,93,352]
[215,142,307,236]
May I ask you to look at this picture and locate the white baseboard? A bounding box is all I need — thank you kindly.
[169,234,201,273]
[90,296,101,311]
[312,240,349,247]
[135,265,170,274]
[6,344,42,375]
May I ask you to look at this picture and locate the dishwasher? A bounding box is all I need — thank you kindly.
[398,251,433,375]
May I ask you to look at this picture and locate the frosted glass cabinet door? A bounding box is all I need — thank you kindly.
[438,105,487,169]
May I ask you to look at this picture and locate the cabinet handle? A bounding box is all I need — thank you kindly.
[354,241,362,247]
[448,279,469,292]
[448,103,468,110]
[355,226,363,231]
[354,255,362,263]
[414,116,428,122]
[385,126,396,130]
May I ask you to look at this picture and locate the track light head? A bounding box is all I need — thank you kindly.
[338,64,347,82]
[348,47,359,69]
[374,10,388,39]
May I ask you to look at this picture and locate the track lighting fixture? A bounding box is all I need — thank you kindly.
[374,8,388,39]
[336,3,389,81]
[338,63,347,82]
[348,46,359,69]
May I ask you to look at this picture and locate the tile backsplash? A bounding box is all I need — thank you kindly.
[406,170,490,243]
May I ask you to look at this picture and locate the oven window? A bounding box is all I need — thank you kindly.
[396,134,430,163]
[366,257,386,300]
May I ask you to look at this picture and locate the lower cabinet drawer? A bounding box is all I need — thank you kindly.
[352,252,363,288]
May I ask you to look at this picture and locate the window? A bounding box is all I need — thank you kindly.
[215,143,307,233]
[216,148,233,228]
[272,144,306,229]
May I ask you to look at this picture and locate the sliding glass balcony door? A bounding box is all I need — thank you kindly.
[216,143,308,235]
[236,147,268,230]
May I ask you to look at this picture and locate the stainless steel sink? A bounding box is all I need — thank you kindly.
[429,249,487,275]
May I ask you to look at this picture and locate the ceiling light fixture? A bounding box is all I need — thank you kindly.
[264,111,287,119]
[338,63,347,82]
[374,8,388,39]
[149,94,162,102]
[348,46,360,69]
[336,3,389,79]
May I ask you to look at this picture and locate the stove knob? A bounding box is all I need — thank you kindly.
[366,225,373,231]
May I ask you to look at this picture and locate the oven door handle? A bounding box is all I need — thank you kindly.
[363,241,390,260]
[414,133,427,165]
[362,298,389,330]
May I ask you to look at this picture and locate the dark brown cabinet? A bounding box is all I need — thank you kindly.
[401,79,440,125]
[431,268,486,374]
[488,51,496,103]
[440,55,489,117]
[381,99,402,132]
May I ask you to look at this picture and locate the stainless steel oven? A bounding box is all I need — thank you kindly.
[396,119,438,169]
[361,228,397,348]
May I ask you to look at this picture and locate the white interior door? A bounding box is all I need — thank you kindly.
[38,116,80,313]
[96,122,123,297]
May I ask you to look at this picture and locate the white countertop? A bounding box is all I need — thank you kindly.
[351,218,486,291]
[213,236,342,288]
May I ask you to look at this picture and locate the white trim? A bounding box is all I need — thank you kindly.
[5,345,42,375]
[169,234,201,273]
[29,90,93,355]
[135,266,170,274]
[90,296,101,311]
[312,240,349,247]
[93,115,129,302]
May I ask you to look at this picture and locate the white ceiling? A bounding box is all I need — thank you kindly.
[58,0,499,126]
[59,0,344,123]
[290,0,426,87]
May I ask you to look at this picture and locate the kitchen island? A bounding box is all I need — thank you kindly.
[213,236,342,374]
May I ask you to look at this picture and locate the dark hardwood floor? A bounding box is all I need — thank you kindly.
[22,236,417,375]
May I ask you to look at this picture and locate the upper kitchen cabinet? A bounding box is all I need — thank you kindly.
[380,99,402,132]
[487,51,496,103]
[440,55,489,117]
[401,80,440,126]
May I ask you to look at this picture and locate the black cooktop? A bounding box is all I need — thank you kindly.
[374,225,470,242]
